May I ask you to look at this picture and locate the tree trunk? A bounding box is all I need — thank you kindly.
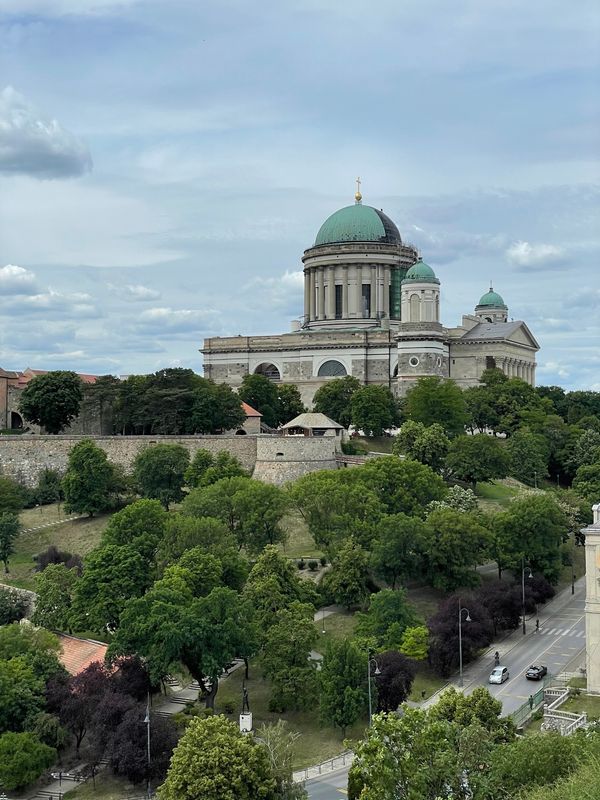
[497,563,503,581]
[244,657,249,680]
[3,560,8,574]
[205,675,219,709]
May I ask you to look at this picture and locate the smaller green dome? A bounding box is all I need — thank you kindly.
[402,259,439,284]
[478,288,506,308]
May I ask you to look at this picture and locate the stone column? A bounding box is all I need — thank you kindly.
[304,270,310,320]
[370,268,377,319]
[342,269,349,320]
[318,268,326,320]
[584,505,600,692]
[383,267,390,318]
[327,267,335,320]
[308,269,315,320]
[348,266,359,318]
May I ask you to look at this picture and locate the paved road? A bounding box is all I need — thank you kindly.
[305,579,586,799]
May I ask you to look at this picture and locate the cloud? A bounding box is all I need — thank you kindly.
[108,283,162,301]
[506,240,567,269]
[0,0,142,15]
[245,270,304,314]
[0,288,97,317]
[134,307,222,335]
[0,264,39,295]
[0,86,92,179]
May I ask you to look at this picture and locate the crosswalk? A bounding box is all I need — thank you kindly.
[538,627,585,638]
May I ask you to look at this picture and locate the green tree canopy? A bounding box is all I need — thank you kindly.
[238,373,281,428]
[0,731,55,790]
[405,376,468,436]
[155,514,236,570]
[102,498,168,557]
[429,686,515,743]
[573,462,600,504]
[62,439,118,516]
[0,657,44,733]
[19,370,83,433]
[277,383,306,424]
[33,563,79,632]
[312,375,361,428]
[0,476,25,514]
[392,421,450,472]
[326,536,370,609]
[0,623,64,684]
[159,715,276,800]
[355,589,419,650]
[445,433,509,488]
[185,449,248,488]
[370,513,428,589]
[190,380,246,434]
[0,512,20,573]
[133,443,190,508]
[319,637,368,737]
[506,428,550,485]
[350,385,398,436]
[358,456,446,516]
[422,509,491,591]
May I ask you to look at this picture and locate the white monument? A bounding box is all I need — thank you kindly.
[584,503,600,693]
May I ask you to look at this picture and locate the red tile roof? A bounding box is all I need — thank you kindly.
[241,402,262,418]
[21,368,99,385]
[58,634,108,675]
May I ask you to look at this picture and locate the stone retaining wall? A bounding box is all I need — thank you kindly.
[253,437,338,485]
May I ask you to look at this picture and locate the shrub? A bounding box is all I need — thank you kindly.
[0,587,27,625]
[320,556,327,567]
[308,560,319,572]
[297,558,306,570]
[35,545,83,574]
[223,701,235,715]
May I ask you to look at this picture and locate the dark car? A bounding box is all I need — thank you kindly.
[526,664,548,681]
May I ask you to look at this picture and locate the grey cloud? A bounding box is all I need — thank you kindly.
[506,241,569,271]
[133,307,222,336]
[0,288,99,318]
[0,264,39,295]
[108,283,162,302]
[0,87,92,179]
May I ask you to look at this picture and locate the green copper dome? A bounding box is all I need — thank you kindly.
[478,288,506,307]
[402,259,439,284]
[315,204,402,246]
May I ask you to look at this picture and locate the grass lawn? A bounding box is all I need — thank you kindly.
[559,693,600,721]
[355,436,394,454]
[5,509,111,590]
[280,509,323,559]
[475,479,522,510]
[63,772,138,799]
[216,661,366,768]
[409,663,447,702]
[405,585,443,621]
[314,611,358,650]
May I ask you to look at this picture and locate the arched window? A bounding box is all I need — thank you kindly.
[409,293,420,322]
[254,363,281,381]
[317,360,347,377]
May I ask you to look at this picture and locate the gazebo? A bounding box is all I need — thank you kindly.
[280,412,344,438]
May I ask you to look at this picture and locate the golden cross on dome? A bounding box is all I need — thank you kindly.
[355,176,362,204]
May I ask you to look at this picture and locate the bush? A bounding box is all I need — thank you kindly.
[0,587,27,625]
[223,701,235,715]
[35,545,83,574]
[297,558,306,570]
[35,469,64,505]
[320,556,327,567]
[307,559,319,572]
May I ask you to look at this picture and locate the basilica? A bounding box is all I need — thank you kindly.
[202,188,539,406]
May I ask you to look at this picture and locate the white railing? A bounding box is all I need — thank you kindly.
[293,750,354,783]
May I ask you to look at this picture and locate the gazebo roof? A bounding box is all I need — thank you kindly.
[281,412,344,430]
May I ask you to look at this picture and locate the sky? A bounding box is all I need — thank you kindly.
[0,0,598,389]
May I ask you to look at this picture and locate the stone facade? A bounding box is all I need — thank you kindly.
[253,437,338,485]
[584,503,600,693]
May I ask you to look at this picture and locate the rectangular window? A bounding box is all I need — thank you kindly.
[335,284,343,319]
[486,356,496,370]
[361,284,371,318]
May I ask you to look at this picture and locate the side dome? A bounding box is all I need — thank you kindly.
[402,259,439,284]
[478,288,506,307]
[315,204,402,246]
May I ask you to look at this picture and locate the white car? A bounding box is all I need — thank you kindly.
[488,666,509,684]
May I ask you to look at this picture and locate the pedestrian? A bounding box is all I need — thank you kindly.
[528,695,534,711]
[536,618,540,632]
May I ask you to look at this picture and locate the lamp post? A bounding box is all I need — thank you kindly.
[367,655,381,726]
[458,599,471,688]
[533,471,538,489]
[521,556,533,635]
[144,691,151,798]
[321,607,326,635]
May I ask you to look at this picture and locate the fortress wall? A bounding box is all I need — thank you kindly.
[252,436,338,485]
[0,434,258,487]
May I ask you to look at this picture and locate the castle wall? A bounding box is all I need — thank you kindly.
[253,436,338,485]
[0,435,258,487]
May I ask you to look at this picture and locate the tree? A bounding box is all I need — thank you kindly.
[573,462,600,503]
[0,624,64,684]
[185,449,248,488]
[256,721,308,800]
[430,685,515,742]
[0,731,55,790]
[494,493,567,583]
[261,603,318,711]
[422,509,491,592]
[405,376,468,436]
[289,470,384,552]
[326,537,370,609]
[181,476,252,534]
[102,499,168,556]
[370,514,428,589]
[33,563,79,631]
[155,514,236,570]
[231,480,289,554]
[133,444,190,508]
[238,373,281,428]
[489,732,580,796]
[80,374,120,433]
[165,549,223,597]
[464,384,500,433]
[428,594,494,677]
[374,650,416,711]
[190,380,246,433]
[393,421,450,472]
[445,434,509,488]
[319,637,367,736]
[277,384,305,424]
[0,512,20,573]
[109,707,178,785]
[159,715,276,800]
[47,662,110,754]
[476,579,522,635]
[0,586,26,625]
[399,625,429,660]
[312,375,361,428]
[19,370,83,433]
[427,484,478,513]
[62,439,117,516]
[356,589,419,650]
[69,543,153,633]
[184,448,215,487]
[506,428,550,485]
[358,456,446,517]
[350,385,398,436]
[0,476,25,514]
[0,657,44,733]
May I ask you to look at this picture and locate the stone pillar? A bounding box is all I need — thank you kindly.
[584,504,600,692]
[304,270,310,320]
[383,267,390,318]
[349,266,359,318]
[317,268,325,320]
[342,271,349,320]
[531,363,536,386]
[370,268,377,319]
[308,269,315,320]
[327,267,335,320]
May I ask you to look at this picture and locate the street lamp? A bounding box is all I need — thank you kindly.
[521,556,533,635]
[367,654,381,726]
[533,471,538,489]
[321,607,326,635]
[144,691,151,798]
[458,599,471,688]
